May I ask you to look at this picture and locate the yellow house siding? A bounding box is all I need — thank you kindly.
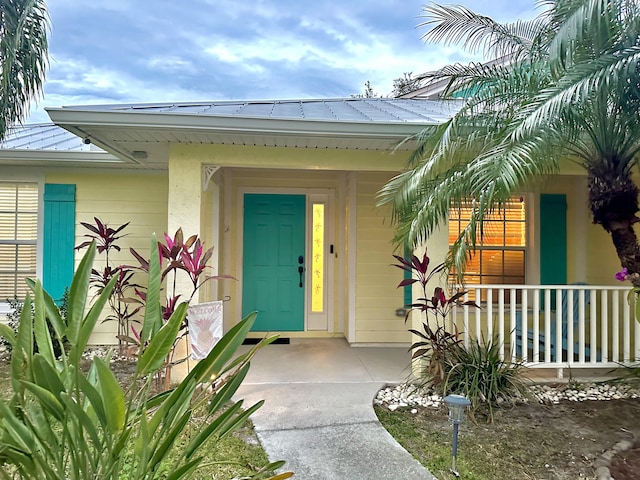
[586,227,623,285]
[354,172,409,344]
[171,144,408,172]
[229,168,341,188]
[45,171,168,345]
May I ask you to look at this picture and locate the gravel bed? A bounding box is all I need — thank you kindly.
[374,382,640,412]
[80,346,138,363]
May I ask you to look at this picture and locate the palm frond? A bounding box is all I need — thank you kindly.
[548,0,639,68]
[419,3,543,59]
[512,46,640,141]
[0,0,49,140]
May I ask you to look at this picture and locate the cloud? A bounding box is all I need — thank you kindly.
[145,56,197,75]
[27,0,541,122]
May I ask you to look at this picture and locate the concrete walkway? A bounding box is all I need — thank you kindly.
[236,338,437,479]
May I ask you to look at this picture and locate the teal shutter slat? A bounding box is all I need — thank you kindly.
[403,245,412,307]
[43,184,76,303]
[540,194,567,306]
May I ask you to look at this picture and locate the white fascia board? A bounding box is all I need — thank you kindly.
[46,107,435,140]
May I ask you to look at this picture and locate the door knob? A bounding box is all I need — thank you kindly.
[298,265,304,287]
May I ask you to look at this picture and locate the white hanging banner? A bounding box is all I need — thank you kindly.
[188,300,223,360]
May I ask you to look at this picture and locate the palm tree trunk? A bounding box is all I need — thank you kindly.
[587,170,640,287]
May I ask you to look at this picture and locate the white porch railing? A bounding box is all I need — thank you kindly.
[449,285,638,375]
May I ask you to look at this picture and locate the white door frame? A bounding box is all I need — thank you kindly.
[235,186,335,332]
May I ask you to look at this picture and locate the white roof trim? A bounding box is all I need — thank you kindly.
[46,107,433,140]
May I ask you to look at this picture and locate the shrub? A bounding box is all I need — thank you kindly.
[393,252,528,421]
[444,337,529,422]
[0,235,291,480]
[393,251,477,388]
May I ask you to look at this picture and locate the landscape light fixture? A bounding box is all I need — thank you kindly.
[444,394,471,477]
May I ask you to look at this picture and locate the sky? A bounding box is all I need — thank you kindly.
[27,0,540,123]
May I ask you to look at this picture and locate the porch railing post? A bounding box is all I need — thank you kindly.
[589,289,597,364]
[613,292,620,363]
[498,289,505,361]
[510,288,517,362]
[544,289,551,363]
[532,289,539,362]
[623,298,631,363]
[578,289,585,363]
[601,291,608,362]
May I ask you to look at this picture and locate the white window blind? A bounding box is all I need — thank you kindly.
[0,183,38,299]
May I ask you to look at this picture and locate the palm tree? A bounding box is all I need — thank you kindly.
[379,0,640,287]
[0,0,49,140]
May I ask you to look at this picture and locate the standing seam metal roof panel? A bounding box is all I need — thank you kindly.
[0,124,102,151]
[55,98,461,124]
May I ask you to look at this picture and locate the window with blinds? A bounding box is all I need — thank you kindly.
[449,196,526,286]
[0,183,38,299]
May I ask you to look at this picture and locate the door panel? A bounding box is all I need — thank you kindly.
[242,194,306,331]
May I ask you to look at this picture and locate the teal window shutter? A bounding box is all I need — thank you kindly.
[539,194,567,305]
[43,184,76,303]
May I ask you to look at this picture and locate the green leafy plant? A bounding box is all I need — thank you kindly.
[444,337,529,422]
[0,298,22,352]
[0,289,68,356]
[393,251,477,387]
[0,236,291,480]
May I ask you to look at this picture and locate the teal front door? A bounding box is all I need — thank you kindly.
[242,194,306,331]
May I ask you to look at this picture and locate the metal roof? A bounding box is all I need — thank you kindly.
[44,97,460,166]
[0,124,121,166]
[0,123,103,152]
[58,98,460,125]
[0,97,466,169]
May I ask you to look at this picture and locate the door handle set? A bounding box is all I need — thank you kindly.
[298,255,304,288]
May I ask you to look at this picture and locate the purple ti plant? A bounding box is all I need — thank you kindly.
[393,251,478,386]
[131,227,234,326]
[76,218,141,352]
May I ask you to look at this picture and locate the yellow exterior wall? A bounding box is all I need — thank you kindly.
[161,143,631,346]
[45,171,168,345]
[171,143,407,172]
[354,172,409,343]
